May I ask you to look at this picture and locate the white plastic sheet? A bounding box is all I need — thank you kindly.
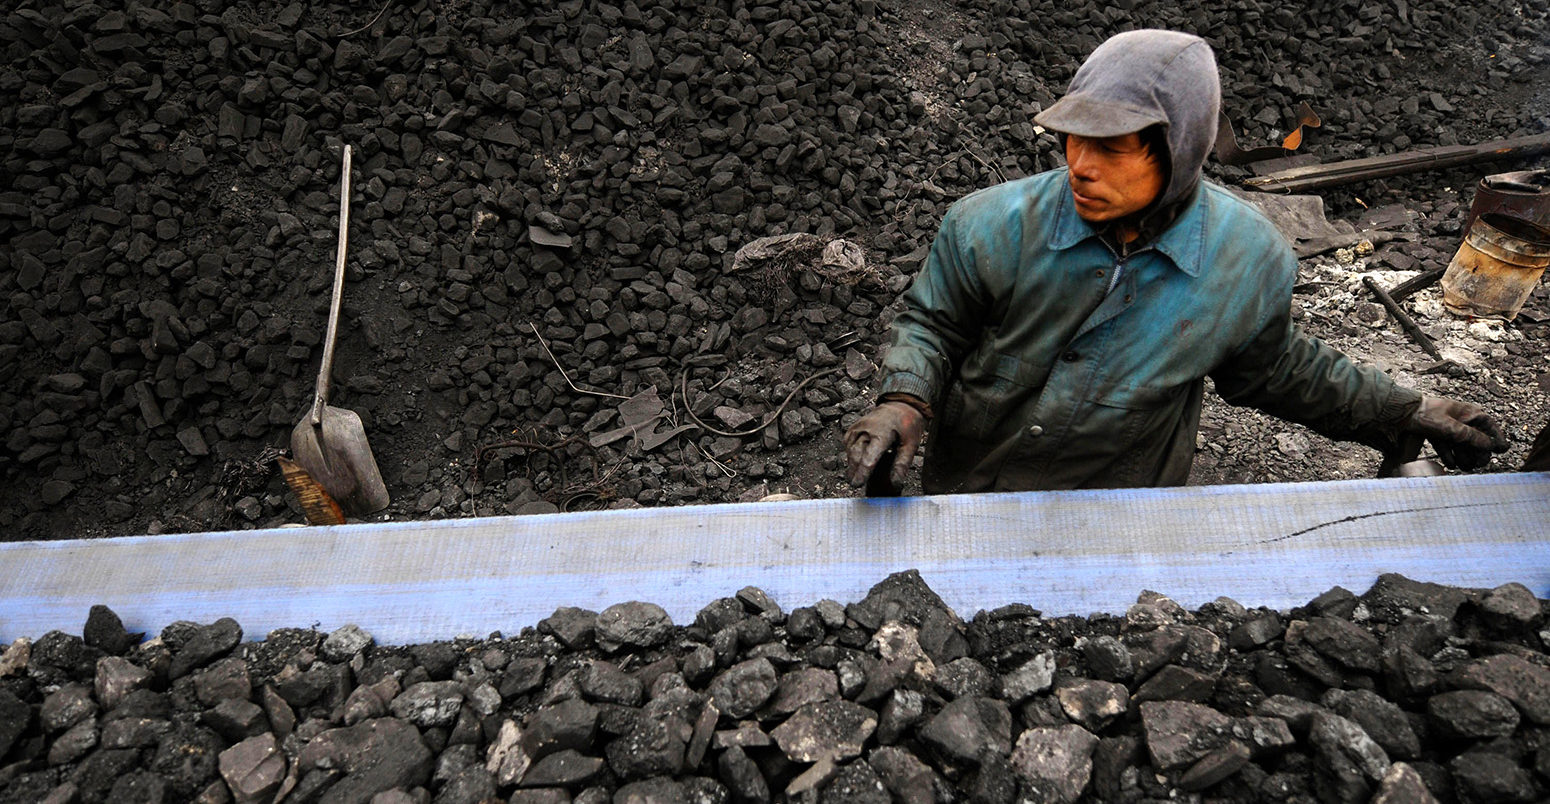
[1,474,1545,644]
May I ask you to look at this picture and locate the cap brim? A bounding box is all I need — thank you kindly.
[1033,95,1163,138]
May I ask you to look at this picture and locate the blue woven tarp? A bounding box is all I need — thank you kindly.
[2,473,1545,644]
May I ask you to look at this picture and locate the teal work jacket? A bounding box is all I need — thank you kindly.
[878,170,1422,493]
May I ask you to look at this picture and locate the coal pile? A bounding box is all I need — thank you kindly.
[2,0,1548,539]
[0,571,1545,802]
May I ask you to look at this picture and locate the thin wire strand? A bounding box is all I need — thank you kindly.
[338,0,392,38]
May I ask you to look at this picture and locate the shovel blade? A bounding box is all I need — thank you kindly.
[290,404,390,517]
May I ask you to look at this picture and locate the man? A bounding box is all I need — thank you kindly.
[845,30,1506,494]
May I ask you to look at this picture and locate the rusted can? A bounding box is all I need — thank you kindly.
[1441,213,1550,321]
[1465,169,1550,232]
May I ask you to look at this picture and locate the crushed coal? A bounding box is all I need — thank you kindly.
[2,0,1549,540]
[1,571,1548,802]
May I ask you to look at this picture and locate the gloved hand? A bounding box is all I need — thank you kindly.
[1401,395,1508,470]
[844,400,926,490]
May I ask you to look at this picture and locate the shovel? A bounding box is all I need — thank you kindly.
[1376,433,1444,479]
[290,144,390,517]
[864,443,903,497]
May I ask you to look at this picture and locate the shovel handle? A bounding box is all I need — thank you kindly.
[311,144,352,426]
[1377,432,1425,478]
[864,443,903,497]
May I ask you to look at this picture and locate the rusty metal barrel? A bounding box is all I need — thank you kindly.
[1441,213,1550,320]
[1465,169,1550,232]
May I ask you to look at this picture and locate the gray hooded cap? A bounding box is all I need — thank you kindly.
[1034,30,1221,209]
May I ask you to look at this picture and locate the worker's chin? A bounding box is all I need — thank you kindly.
[1071,192,1113,221]
[1073,204,1116,224]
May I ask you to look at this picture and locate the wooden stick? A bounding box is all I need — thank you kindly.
[1386,266,1445,303]
[1364,276,1442,360]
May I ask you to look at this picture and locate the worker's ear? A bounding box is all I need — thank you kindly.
[1140,124,1168,162]
[1140,123,1172,189]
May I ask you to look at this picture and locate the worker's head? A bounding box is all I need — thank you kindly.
[1035,30,1221,226]
[1062,128,1167,225]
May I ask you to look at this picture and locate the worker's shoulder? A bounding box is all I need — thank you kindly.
[1197,181,1291,249]
[1198,182,1278,229]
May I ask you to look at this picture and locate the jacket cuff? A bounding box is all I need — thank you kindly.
[1377,384,1426,434]
[879,392,933,420]
[877,372,935,408]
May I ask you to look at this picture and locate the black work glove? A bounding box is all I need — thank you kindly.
[844,400,926,490]
[1401,395,1508,470]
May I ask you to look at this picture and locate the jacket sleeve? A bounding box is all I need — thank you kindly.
[1210,307,1423,451]
[876,209,993,407]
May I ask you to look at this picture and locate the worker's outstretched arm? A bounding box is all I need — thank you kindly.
[1212,314,1506,469]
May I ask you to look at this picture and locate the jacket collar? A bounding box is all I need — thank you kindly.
[1048,171,1206,277]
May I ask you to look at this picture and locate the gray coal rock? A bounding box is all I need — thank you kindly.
[2,573,1548,801]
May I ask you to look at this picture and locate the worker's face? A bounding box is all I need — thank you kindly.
[1064,132,1165,224]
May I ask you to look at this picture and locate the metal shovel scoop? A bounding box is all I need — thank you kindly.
[290,144,390,517]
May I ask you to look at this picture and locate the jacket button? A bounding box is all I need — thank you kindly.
[1062,351,1079,362]
[1028,424,1044,437]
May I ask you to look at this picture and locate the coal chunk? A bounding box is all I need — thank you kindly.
[846,571,950,627]
[83,605,138,655]
[716,745,769,803]
[918,696,1012,766]
[605,709,689,780]
[218,733,286,803]
[770,700,877,762]
[1362,574,1471,622]
[1322,688,1420,760]
[321,624,374,662]
[1372,762,1440,804]
[41,682,97,733]
[167,618,242,678]
[1449,654,1550,724]
[297,718,433,801]
[1427,689,1521,739]
[1448,750,1537,803]
[131,712,199,791]
[0,689,33,759]
[539,607,597,649]
[1054,679,1129,731]
[1298,617,1382,673]
[595,601,675,651]
[707,657,778,719]
[520,749,605,787]
[389,680,465,727]
[1308,712,1390,803]
[30,630,102,681]
[579,658,644,706]
[1141,700,1234,771]
[1009,724,1099,803]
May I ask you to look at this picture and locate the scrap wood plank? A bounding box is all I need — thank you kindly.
[1245,132,1550,193]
